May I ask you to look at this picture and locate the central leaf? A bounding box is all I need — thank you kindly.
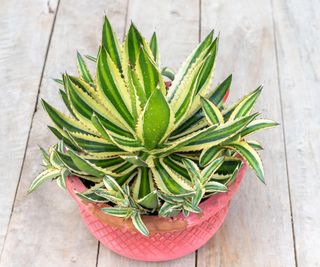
[142,90,171,150]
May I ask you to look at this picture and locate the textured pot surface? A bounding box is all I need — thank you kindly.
[66,163,247,262]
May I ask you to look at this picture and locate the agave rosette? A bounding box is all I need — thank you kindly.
[30,17,277,235]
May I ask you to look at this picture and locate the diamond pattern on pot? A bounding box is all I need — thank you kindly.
[79,201,229,261]
[67,162,247,262]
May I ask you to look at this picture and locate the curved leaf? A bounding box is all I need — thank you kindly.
[199,146,224,167]
[28,169,60,193]
[167,30,214,101]
[102,16,122,70]
[241,119,279,137]
[77,52,93,83]
[225,141,264,183]
[150,32,159,64]
[200,96,224,125]
[132,212,149,236]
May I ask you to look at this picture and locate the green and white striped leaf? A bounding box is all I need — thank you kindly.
[160,113,258,154]
[114,169,137,185]
[77,192,108,203]
[53,78,63,85]
[122,23,154,73]
[103,175,125,196]
[132,212,149,236]
[68,150,107,177]
[182,158,200,182]
[65,130,123,155]
[161,67,175,81]
[151,159,192,195]
[63,75,99,129]
[77,52,93,84]
[101,207,131,217]
[136,48,161,98]
[59,89,76,118]
[192,181,205,207]
[163,157,190,180]
[225,141,265,183]
[56,168,69,189]
[54,150,87,175]
[94,188,124,204]
[183,38,218,117]
[137,191,158,210]
[64,75,132,137]
[39,146,50,165]
[157,190,195,204]
[171,75,232,138]
[183,200,201,214]
[180,113,259,151]
[132,167,154,199]
[200,96,224,125]
[223,86,262,121]
[128,66,147,109]
[205,181,228,193]
[166,30,214,101]
[217,157,242,175]
[247,140,263,150]
[209,173,232,181]
[169,58,205,124]
[84,54,97,62]
[199,146,225,167]
[121,156,147,167]
[96,47,134,129]
[201,156,225,184]
[150,32,159,64]
[102,16,122,70]
[208,74,232,105]
[68,76,96,98]
[228,86,262,120]
[28,169,60,193]
[124,23,144,67]
[83,156,124,170]
[240,119,279,137]
[49,148,64,168]
[158,202,181,217]
[41,99,96,135]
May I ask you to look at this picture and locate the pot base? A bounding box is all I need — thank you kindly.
[79,201,230,261]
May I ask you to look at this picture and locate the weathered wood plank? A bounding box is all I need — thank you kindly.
[98,250,195,267]
[272,0,320,266]
[0,0,58,251]
[97,0,199,266]
[197,0,296,266]
[0,1,128,266]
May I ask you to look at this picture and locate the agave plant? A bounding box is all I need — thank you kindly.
[29,17,277,236]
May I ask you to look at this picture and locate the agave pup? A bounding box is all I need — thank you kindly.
[30,17,277,236]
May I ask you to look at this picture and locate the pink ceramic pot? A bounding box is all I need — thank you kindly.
[66,162,247,262]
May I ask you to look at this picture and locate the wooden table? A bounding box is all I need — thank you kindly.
[1,0,319,266]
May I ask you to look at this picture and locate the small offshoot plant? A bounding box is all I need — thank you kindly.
[29,17,278,236]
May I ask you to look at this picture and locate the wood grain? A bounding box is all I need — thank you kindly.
[197,0,296,266]
[272,0,320,266]
[97,0,199,266]
[0,1,127,266]
[2,0,317,266]
[0,0,58,251]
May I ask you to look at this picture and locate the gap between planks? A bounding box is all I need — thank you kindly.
[269,0,298,265]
